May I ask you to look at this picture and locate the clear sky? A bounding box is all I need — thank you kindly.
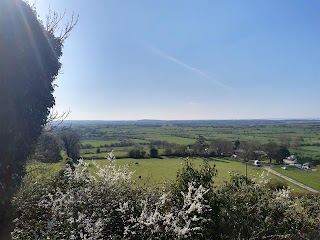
[35,0,320,120]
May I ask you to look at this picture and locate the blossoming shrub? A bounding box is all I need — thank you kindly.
[13,159,140,239]
[12,158,320,239]
[216,173,320,239]
[172,159,220,239]
[12,159,212,239]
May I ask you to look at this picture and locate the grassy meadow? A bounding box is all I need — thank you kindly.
[77,121,320,148]
[273,166,320,191]
[87,157,307,193]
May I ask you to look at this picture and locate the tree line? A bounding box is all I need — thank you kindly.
[125,135,293,164]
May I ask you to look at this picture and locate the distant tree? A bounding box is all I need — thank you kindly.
[140,149,147,159]
[262,142,279,164]
[60,129,81,162]
[209,139,234,156]
[164,148,173,156]
[96,148,101,154]
[128,148,146,159]
[238,141,261,161]
[0,0,77,238]
[128,148,138,158]
[234,140,240,150]
[173,145,188,157]
[32,132,62,163]
[196,135,207,146]
[275,146,290,164]
[191,143,205,156]
[188,135,207,156]
[150,147,159,158]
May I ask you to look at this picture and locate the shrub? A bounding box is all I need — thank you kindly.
[12,158,212,239]
[12,158,320,239]
[216,172,320,239]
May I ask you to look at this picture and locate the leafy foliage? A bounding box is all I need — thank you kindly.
[216,178,320,239]
[0,0,65,236]
[175,159,217,192]
[32,132,62,163]
[149,147,159,158]
[128,148,147,159]
[60,129,81,162]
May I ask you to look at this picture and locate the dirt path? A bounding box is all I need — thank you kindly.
[263,166,319,193]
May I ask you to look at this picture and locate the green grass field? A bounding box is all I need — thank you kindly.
[81,146,129,158]
[273,166,320,191]
[88,157,306,193]
[25,161,63,182]
[78,123,320,151]
[130,138,150,144]
[146,136,196,145]
[81,140,121,147]
[298,146,320,154]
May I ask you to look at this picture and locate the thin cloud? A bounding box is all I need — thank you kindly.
[148,44,230,90]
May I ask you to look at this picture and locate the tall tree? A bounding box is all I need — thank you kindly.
[149,147,159,158]
[32,132,62,163]
[0,1,77,238]
[60,129,81,162]
[262,142,279,164]
[209,138,234,156]
[237,140,261,161]
[275,146,291,164]
[234,140,240,150]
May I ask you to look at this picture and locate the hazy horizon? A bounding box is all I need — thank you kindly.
[63,117,320,121]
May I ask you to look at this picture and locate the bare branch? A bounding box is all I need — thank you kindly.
[59,12,79,41]
[45,7,79,42]
[46,7,65,34]
[45,108,71,132]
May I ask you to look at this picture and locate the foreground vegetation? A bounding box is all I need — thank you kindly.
[13,158,320,239]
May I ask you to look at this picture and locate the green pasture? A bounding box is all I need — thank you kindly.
[81,147,111,154]
[75,123,319,155]
[81,140,120,147]
[146,136,196,145]
[81,148,128,158]
[89,157,306,193]
[130,138,150,144]
[76,123,320,147]
[25,161,63,181]
[273,166,320,191]
[298,146,320,154]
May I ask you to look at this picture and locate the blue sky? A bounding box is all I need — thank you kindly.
[35,0,320,120]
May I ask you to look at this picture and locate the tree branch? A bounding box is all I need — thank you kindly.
[45,7,79,42]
